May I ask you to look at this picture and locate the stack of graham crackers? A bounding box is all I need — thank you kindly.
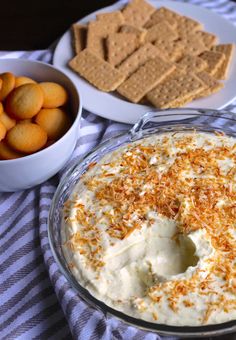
[69,0,234,109]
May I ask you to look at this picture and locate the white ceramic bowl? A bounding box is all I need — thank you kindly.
[0,58,82,192]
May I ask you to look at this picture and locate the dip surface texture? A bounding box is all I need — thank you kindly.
[62,132,236,326]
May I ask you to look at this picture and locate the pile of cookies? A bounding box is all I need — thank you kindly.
[0,72,71,160]
[69,0,234,109]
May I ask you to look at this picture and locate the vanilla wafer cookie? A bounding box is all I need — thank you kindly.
[0,141,24,160]
[122,0,155,27]
[6,84,44,119]
[0,112,16,131]
[200,50,225,76]
[146,71,205,108]
[7,123,47,154]
[106,33,141,66]
[212,44,234,79]
[0,72,15,101]
[118,43,164,77]
[15,76,36,87]
[0,121,6,141]
[69,49,125,91]
[117,57,175,103]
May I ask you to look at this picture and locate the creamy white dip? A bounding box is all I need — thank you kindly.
[62,132,236,326]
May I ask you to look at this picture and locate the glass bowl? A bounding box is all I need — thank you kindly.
[48,108,236,338]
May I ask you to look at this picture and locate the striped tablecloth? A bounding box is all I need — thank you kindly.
[1,0,236,339]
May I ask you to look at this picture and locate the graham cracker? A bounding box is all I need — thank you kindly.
[139,96,151,105]
[167,95,195,108]
[122,0,156,27]
[117,57,175,103]
[175,16,203,35]
[145,21,178,43]
[167,67,186,79]
[69,49,125,92]
[72,24,87,55]
[211,44,234,79]
[194,31,217,49]
[106,32,141,67]
[145,7,202,34]
[177,55,208,73]
[120,25,147,42]
[154,40,184,62]
[179,30,217,50]
[117,43,162,77]
[200,50,225,76]
[67,3,230,109]
[96,10,124,25]
[87,20,121,59]
[195,71,224,98]
[144,7,180,29]
[146,71,205,108]
[177,35,206,57]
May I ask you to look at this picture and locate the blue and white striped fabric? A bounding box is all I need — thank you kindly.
[1,0,236,339]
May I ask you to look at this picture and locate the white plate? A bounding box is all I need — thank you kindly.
[53,0,236,124]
